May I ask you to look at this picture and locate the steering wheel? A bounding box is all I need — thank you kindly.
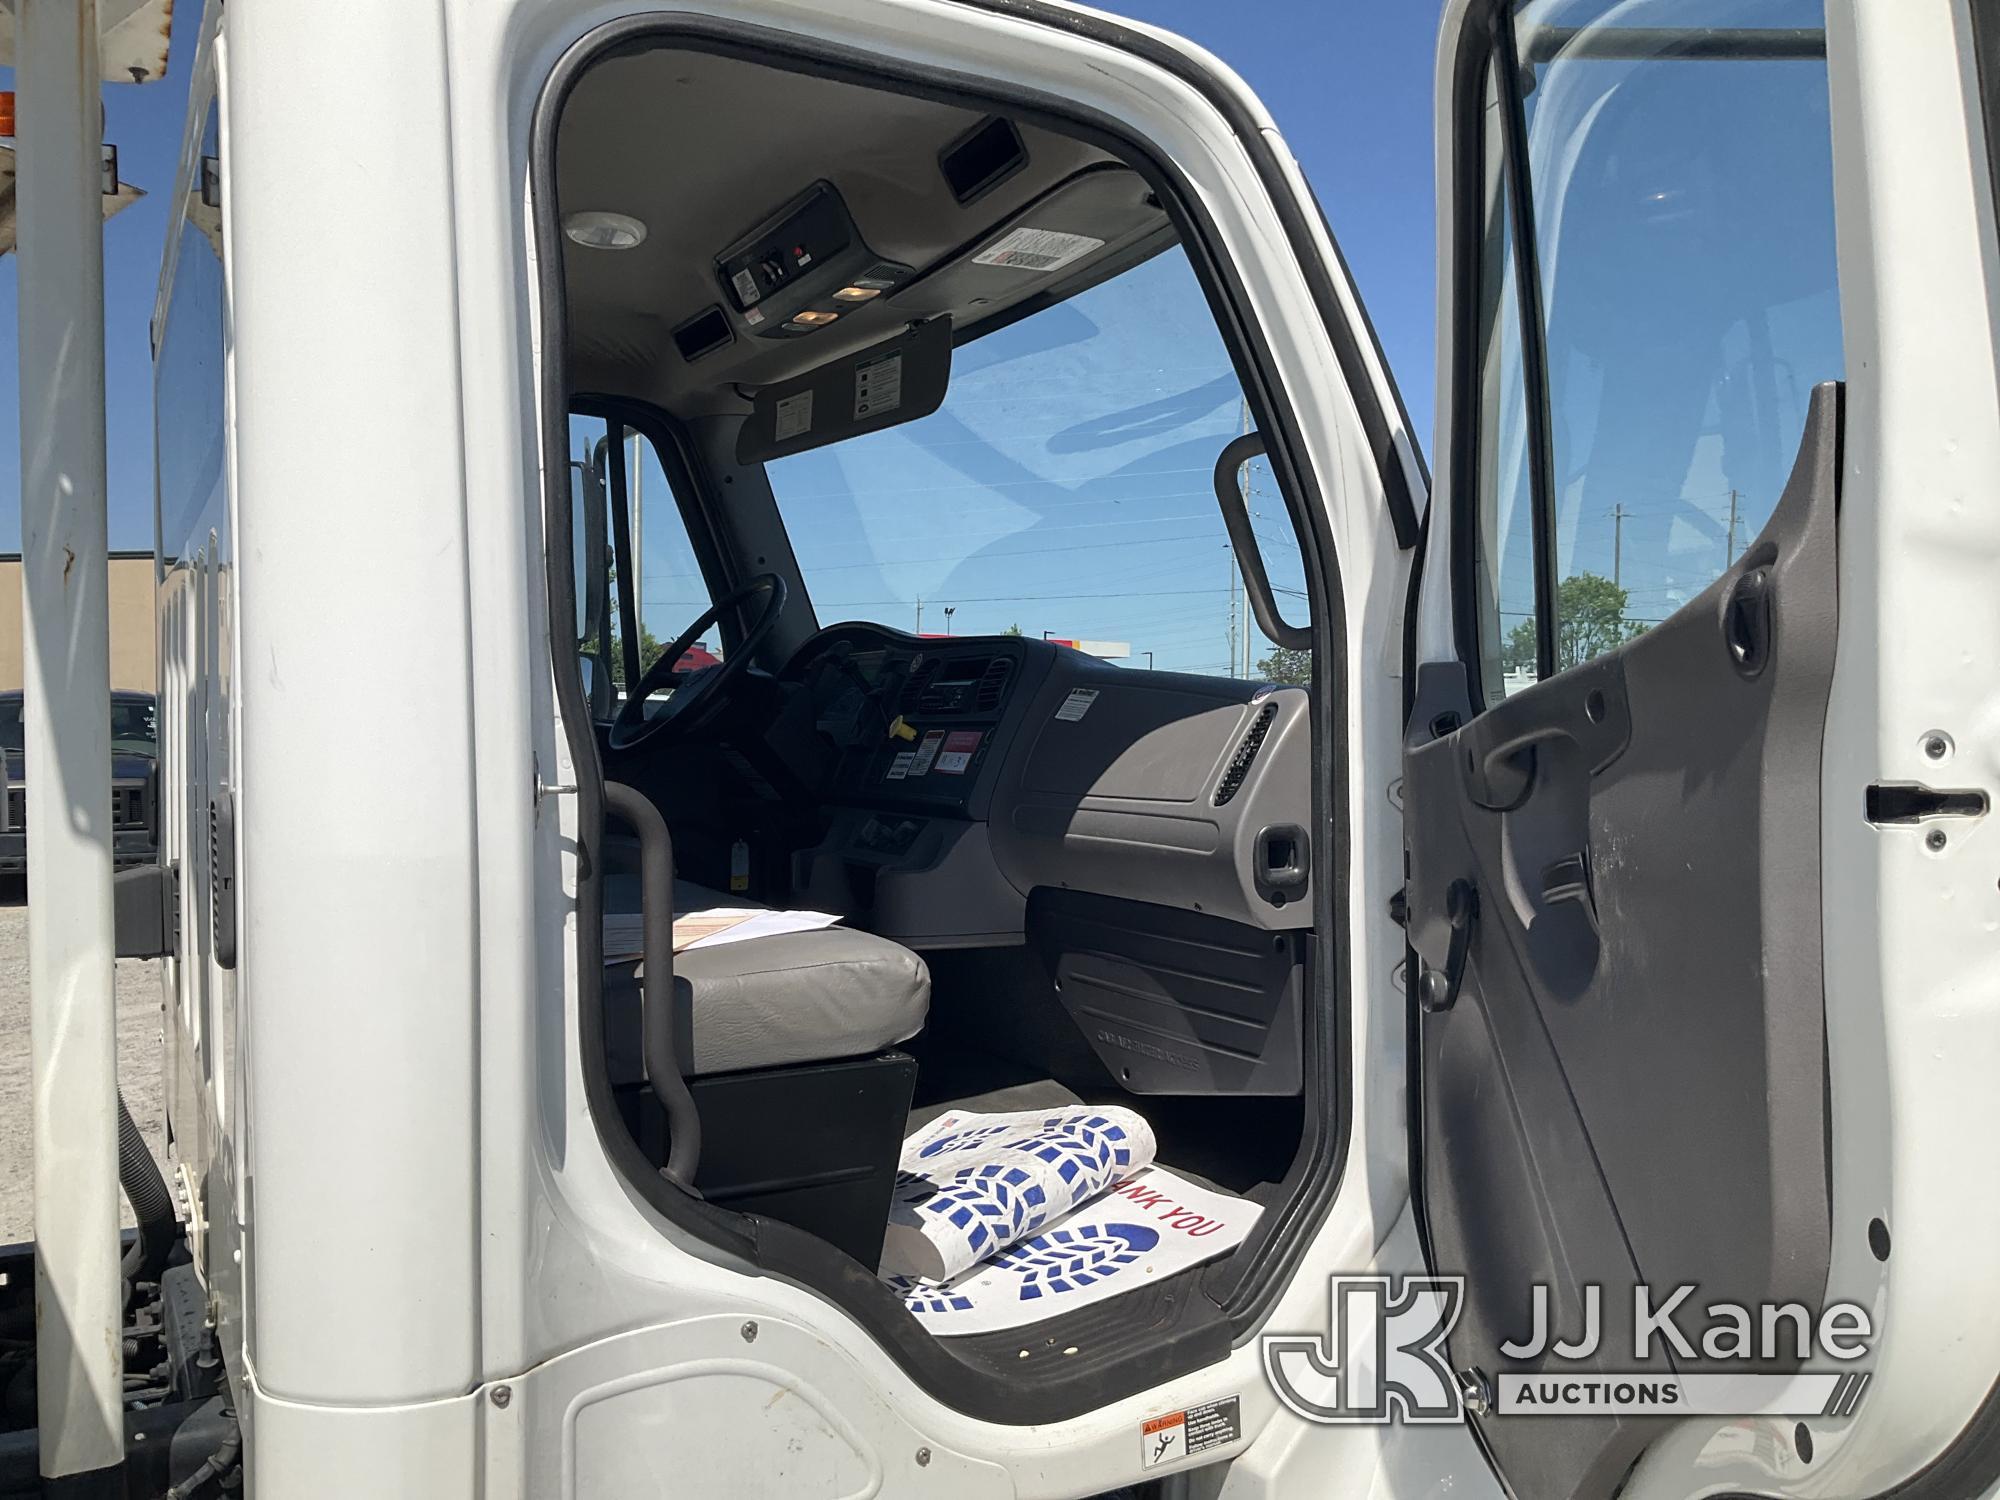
[609,573,788,752]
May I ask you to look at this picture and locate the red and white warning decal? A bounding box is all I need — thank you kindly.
[934,730,982,775]
[1142,1396,1241,1469]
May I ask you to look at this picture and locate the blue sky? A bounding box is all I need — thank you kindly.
[0,0,1447,606]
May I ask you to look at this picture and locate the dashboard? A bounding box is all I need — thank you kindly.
[776,623,1316,949]
[790,624,1043,824]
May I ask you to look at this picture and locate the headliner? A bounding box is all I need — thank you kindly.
[555,45,1174,420]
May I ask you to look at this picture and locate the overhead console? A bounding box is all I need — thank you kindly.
[888,163,1173,325]
[715,180,913,340]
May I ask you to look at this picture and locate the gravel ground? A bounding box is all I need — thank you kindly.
[0,882,172,1242]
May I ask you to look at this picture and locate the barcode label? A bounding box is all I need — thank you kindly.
[973,226,1106,274]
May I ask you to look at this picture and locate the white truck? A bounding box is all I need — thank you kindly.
[9,0,2000,1496]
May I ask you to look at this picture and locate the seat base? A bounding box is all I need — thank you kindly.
[616,1050,918,1269]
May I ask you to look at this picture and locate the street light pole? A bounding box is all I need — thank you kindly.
[16,0,127,1488]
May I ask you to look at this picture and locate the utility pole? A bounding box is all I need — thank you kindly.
[17,0,128,1487]
[1225,547,1239,679]
[1611,503,1627,588]
[914,597,923,636]
[1724,488,1741,565]
[628,431,643,635]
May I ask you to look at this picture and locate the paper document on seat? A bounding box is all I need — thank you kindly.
[602,907,843,961]
[880,1106,1158,1284]
[884,1166,1261,1336]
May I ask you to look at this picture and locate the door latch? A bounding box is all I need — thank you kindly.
[1418,878,1478,1014]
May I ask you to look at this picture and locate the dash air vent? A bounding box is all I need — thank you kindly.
[975,657,1014,712]
[899,656,939,713]
[1214,702,1279,807]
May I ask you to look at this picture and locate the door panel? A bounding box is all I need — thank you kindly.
[1405,384,1840,1500]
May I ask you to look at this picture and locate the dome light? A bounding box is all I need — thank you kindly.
[563,211,647,250]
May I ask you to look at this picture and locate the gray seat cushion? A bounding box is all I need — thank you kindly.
[604,875,930,1076]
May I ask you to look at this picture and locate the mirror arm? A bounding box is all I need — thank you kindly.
[1213,431,1312,652]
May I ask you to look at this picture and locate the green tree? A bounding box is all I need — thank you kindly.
[608,621,669,689]
[1502,571,1641,677]
[1002,623,1024,637]
[1256,645,1312,686]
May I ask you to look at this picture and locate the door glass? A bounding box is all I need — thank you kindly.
[1474,0,1841,705]
[567,415,716,717]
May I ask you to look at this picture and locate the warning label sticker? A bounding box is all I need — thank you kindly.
[886,750,915,781]
[1141,1396,1241,1470]
[911,730,946,776]
[774,390,814,442]
[854,351,904,421]
[972,225,1106,273]
[934,730,982,776]
[1054,687,1099,722]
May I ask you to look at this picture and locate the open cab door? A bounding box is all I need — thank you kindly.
[1405,3,2000,1498]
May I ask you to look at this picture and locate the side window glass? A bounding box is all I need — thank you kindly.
[1473,0,1841,706]
[567,415,715,718]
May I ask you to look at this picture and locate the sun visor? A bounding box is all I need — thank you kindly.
[737,317,952,465]
[888,164,1174,323]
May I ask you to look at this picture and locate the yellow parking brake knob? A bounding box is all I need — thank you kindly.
[887,715,919,742]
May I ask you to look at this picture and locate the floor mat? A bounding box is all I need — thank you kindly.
[904,1078,1079,1133]
[906,1038,1301,1198]
[885,1163,1261,1336]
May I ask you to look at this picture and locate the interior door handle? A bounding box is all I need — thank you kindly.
[1256,824,1310,908]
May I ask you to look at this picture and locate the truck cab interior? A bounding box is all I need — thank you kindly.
[541,30,1334,1397]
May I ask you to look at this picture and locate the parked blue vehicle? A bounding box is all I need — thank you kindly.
[0,689,157,874]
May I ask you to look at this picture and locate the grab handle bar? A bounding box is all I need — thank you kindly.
[1213,431,1311,651]
[605,781,701,1190]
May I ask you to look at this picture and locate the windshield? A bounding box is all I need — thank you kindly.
[765,248,1308,679]
[112,698,157,756]
[0,698,156,757]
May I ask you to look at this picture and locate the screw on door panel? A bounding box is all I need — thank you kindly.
[1459,1368,1493,1417]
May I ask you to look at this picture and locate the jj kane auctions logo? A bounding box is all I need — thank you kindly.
[1262,1278,1875,1423]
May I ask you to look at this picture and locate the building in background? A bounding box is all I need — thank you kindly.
[0,551,156,693]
